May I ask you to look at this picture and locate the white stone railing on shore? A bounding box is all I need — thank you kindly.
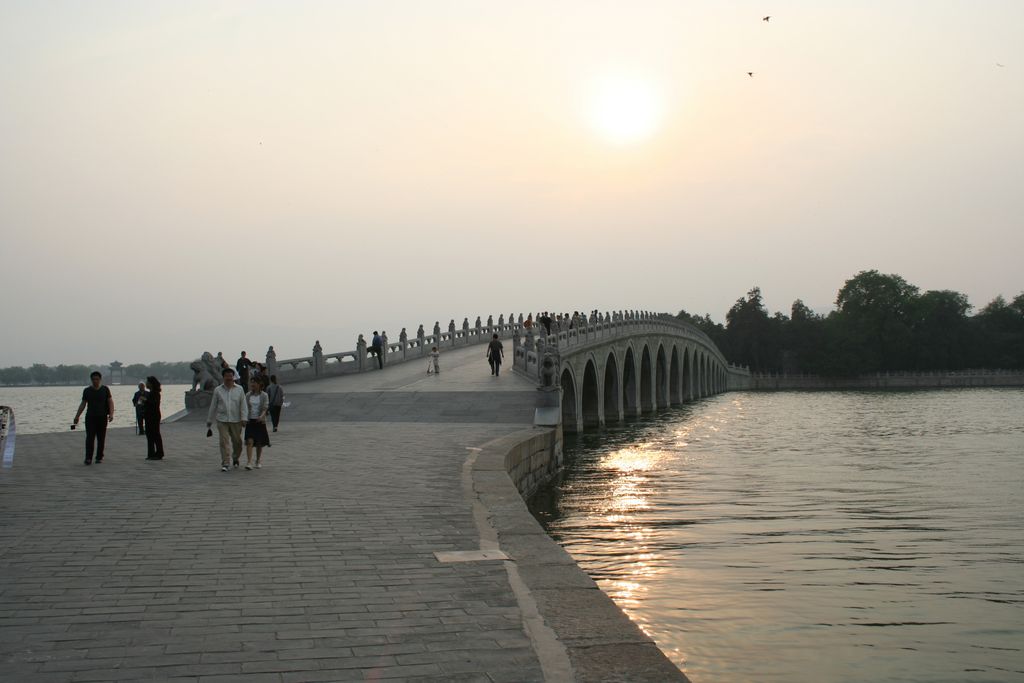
[748,369,1024,391]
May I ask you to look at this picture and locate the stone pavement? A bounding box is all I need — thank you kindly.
[286,344,535,394]
[0,346,688,682]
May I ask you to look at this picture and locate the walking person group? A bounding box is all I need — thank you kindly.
[206,368,274,472]
[69,373,168,464]
[70,359,285,472]
[69,314,536,470]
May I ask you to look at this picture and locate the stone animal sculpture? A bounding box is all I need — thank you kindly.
[190,352,222,392]
[541,352,559,388]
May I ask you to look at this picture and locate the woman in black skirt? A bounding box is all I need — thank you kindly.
[243,378,271,470]
[144,376,164,460]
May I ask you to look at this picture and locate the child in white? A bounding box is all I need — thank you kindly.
[429,346,440,375]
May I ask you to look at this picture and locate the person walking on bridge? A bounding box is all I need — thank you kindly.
[72,371,114,465]
[206,368,247,472]
[487,334,504,377]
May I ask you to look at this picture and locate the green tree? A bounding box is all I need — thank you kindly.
[835,270,919,372]
[52,364,77,384]
[125,364,149,380]
[971,295,1024,368]
[0,366,31,385]
[910,290,971,370]
[29,363,54,385]
[725,287,777,371]
[784,299,829,373]
[676,309,728,353]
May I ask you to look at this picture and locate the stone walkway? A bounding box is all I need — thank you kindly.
[0,346,687,682]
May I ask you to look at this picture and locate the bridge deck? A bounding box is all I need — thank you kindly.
[0,346,687,682]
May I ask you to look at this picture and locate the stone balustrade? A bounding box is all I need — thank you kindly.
[265,310,688,384]
[513,311,749,382]
[268,313,533,383]
[186,310,751,413]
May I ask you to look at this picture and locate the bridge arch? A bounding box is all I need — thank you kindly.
[581,359,600,429]
[682,347,692,401]
[656,344,669,409]
[603,352,620,424]
[622,346,638,417]
[561,367,579,433]
[640,345,654,412]
[669,346,681,405]
[512,312,748,433]
[693,348,702,399]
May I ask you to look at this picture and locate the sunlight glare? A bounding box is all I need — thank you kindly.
[586,75,664,145]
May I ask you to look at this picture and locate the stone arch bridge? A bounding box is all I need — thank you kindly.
[186,310,751,433]
[513,314,751,432]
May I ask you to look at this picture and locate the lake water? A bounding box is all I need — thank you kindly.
[0,384,191,434]
[530,389,1024,683]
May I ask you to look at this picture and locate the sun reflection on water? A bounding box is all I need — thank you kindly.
[537,390,1024,683]
[593,443,674,638]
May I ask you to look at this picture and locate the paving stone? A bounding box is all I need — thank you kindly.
[0,344,690,682]
[280,670,362,683]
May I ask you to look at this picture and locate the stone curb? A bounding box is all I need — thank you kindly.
[472,429,690,683]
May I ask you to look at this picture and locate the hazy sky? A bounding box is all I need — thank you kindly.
[2,1,1022,366]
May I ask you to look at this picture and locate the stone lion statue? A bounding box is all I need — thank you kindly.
[190,352,222,392]
[540,352,559,389]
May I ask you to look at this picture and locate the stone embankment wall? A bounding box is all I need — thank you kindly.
[749,370,1024,391]
[727,366,752,391]
[473,427,690,682]
[497,426,563,499]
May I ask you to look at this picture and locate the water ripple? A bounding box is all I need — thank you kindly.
[531,388,1024,683]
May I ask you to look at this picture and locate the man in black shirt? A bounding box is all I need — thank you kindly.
[73,371,115,465]
[132,382,147,436]
[236,352,252,389]
[487,334,505,377]
[539,312,552,336]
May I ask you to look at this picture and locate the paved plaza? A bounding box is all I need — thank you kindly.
[0,346,686,682]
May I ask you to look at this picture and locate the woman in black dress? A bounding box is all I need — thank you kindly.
[144,376,165,460]
[244,378,271,469]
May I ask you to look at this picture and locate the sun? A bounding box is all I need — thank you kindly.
[586,76,664,145]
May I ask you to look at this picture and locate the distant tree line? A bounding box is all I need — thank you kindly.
[0,361,193,386]
[679,270,1024,376]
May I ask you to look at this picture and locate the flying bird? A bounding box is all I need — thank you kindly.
[747,72,755,77]
[996,62,1005,67]
[763,15,771,22]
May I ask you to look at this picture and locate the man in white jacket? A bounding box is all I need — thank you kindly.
[206,368,247,472]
